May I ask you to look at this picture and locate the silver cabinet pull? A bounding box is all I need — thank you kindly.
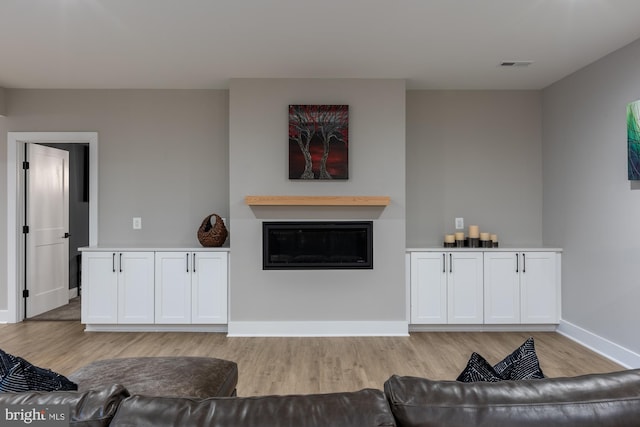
[192,253,196,273]
[186,253,190,273]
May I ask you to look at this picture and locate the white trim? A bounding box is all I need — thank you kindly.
[409,324,558,332]
[84,324,228,333]
[227,321,409,337]
[0,310,8,323]
[557,319,640,369]
[6,132,98,323]
[69,288,79,299]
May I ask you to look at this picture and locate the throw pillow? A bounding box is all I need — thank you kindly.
[493,337,545,380]
[456,352,503,382]
[0,349,77,393]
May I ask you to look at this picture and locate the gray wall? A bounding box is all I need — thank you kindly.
[406,90,543,247]
[228,79,406,325]
[0,89,229,310]
[543,38,640,355]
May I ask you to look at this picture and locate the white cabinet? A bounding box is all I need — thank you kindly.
[484,251,559,324]
[410,248,561,328]
[447,252,484,324]
[410,251,483,324]
[155,251,228,324]
[81,251,155,324]
[410,252,447,323]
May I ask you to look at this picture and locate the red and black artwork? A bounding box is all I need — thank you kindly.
[289,105,348,180]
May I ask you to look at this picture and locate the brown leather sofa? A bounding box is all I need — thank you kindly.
[1,369,639,426]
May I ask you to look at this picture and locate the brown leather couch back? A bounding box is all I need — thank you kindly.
[109,388,396,427]
[384,369,640,427]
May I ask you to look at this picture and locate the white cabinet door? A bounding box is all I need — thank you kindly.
[484,252,520,324]
[521,252,559,324]
[192,252,228,324]
[447,252,484,324]
[155,252,192,324]
[410,252,447,324]
[117,252,155,324]
[82,251,118,324]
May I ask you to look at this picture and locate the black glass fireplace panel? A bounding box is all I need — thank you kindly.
[263,221,373,269]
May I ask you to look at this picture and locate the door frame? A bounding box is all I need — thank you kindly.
[6,132,98,323]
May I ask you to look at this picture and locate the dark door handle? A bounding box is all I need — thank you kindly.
[63,233,71,238]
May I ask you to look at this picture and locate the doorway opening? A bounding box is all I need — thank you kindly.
[6,132,98,323]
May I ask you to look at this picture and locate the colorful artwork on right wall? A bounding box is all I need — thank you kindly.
[628,100,640,180]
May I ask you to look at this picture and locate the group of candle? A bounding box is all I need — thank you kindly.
[444,225,498,247]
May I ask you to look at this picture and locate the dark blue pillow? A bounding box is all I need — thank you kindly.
[493,337,545,380]
[456,352,503,382]
[0,349,77,393]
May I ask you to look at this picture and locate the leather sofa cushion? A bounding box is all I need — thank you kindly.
[0,384,129,427]
[384,370,640,427]
[109,388,396,427]
[68,357,238,398]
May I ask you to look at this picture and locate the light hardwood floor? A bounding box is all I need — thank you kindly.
[0,321,622,396]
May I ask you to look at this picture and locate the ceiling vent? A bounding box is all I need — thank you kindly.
[500,61,533,67]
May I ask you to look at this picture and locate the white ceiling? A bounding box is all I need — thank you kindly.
[2,0,640,90]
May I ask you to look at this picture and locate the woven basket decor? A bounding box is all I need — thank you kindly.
[197,214,228,247]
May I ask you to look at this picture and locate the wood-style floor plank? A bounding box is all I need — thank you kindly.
[0,322,623,396]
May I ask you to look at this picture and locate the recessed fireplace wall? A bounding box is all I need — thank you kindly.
[263,221,373,269]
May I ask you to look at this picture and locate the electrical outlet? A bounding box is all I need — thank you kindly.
[133,217,142,230]
[455,218,464,230]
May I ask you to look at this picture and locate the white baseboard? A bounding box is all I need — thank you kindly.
[69,288,78,299]
[84,324,228,333]
[557,319,640,369]
[410,324,558,332]
[227,321,409,337]
[0,310,7,323]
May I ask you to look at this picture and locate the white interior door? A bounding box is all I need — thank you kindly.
[26,144,70,317]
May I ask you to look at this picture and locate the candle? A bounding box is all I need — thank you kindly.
[468,225,479,238]
[490,234,498,242]
[455,232,465,241]
[444,234,455,243]
[480,232,490,241]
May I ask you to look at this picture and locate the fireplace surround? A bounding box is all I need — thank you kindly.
[263,221,373,270]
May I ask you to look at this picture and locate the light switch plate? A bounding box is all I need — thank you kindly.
[455,218,464,230]
[133,217,142,230]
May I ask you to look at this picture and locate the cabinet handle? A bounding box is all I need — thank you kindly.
[112,253,116,273]
[186,253,190,273]
[522,253,526,273]
[192,253,196,273]
[516,253,519,273]
[449,253,452,273]
[442,253,445,273]
[119,253,123,273]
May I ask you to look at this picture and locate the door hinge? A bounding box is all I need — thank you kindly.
[22,289,29,298]
[22,225,29,234]
[22,161,29,170]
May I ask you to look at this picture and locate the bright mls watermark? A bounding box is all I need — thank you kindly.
[1,405,69,426]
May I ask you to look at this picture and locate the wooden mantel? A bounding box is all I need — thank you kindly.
[245,195,391,206]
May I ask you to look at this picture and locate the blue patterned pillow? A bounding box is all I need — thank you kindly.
[456,352,503,382]
[0,349,77,393]
[493,337,545,380]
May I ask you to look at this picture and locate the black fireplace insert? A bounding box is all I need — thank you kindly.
[263,221,373,270]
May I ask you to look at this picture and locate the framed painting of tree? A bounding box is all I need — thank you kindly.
[289,105,349,180]
[628,100,640,180]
